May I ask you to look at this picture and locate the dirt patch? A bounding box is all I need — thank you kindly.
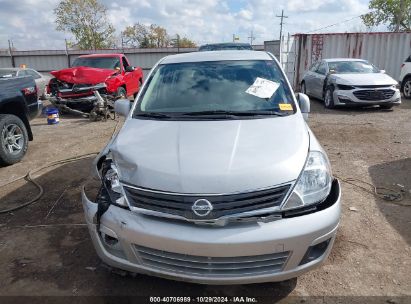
[0,98,410,299]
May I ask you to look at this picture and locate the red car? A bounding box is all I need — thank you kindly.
[48,53,143,111]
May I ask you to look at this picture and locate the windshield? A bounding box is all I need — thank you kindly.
[134,60,295,118]
[72,57,120,70]
[0,70,17,78]
[328,61,379,74]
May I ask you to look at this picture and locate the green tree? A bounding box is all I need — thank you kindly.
[361,0,411,31]
[54,0,116,50]
[122,23,170,48]
[122,23,150,47]
[149,24,169,48]
[171,35,197,48]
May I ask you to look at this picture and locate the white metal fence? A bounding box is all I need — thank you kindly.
[1,33,410,90]
[0,48,198,76]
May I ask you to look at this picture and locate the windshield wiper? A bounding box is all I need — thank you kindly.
[134,112,173,119]
[181,110,286,117]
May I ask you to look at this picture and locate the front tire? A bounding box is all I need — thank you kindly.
[402,77,411,99]
[0,114,29,166]
[116,87,127,99]
[324,87,335,109]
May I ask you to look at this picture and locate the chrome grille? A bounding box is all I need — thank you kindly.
[135,245,290,277]
[123,184,290,220]
[353,89,395,101]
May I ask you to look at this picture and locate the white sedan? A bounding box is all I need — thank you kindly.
[301,58,401,109]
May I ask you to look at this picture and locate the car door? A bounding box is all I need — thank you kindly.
[303,62,319,96]
[121,56,137,95]
[313,61,328,99]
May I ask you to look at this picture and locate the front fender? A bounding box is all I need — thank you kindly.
[105,76,125,94]
[133,67,143,80]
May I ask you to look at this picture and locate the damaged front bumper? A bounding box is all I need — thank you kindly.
[81,180,341,284]
[49,95,98,112]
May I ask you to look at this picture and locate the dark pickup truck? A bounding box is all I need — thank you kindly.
[0,76,41,165]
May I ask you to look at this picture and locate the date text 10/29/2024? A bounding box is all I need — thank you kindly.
[150,297,258,303]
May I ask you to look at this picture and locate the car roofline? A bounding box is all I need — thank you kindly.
[160,50,272,64]
[324,58,368,62]
[78,53,123,58]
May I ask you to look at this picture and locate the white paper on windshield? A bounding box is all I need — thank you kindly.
[245,77,280,99]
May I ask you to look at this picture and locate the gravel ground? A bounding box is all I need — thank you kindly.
[0,98,410,302]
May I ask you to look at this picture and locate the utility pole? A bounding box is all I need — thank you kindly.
[64,39,70,67]
[121,33,124,53]
[248,30,256,45]
[276,9,288,43]
[232,34,240,42]
[8,39,15,68]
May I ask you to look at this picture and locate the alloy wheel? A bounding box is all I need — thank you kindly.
[2,123,24,155]
[404,80,411,98]
[325,90,331,107]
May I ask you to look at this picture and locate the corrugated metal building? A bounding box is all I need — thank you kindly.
[288,32,411,89]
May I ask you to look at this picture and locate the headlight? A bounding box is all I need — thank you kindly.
[100,160,128,207]
[282,151,332,210]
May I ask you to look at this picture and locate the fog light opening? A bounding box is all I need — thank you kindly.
[103,233,119,247]
[100,232,127,259]
[299,238,331,265]
[337,96,352,103]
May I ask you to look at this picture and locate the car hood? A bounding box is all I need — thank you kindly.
[110,114,309,194]
[50,66,116,84]
[332,73,397,86]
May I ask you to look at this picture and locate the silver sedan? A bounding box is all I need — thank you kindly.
[0,67,51,99]
[301,58,401,109]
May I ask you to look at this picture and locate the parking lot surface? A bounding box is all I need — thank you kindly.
[0,99,410,301]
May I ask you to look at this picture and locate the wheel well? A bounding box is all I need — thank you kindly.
[0,103,33,141]
[402,74,411,92]
[403,74,411,83]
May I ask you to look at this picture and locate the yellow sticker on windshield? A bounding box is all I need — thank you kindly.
[279,103,293,111]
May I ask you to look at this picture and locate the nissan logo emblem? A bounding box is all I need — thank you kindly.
[192,199,213,217]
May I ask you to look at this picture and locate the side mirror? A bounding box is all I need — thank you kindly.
[125,66,135,72]
[380,70,386,74]
[114,99,131,117]
[296,93,310,121]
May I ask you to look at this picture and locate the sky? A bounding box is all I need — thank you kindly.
[0,0,383,50]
